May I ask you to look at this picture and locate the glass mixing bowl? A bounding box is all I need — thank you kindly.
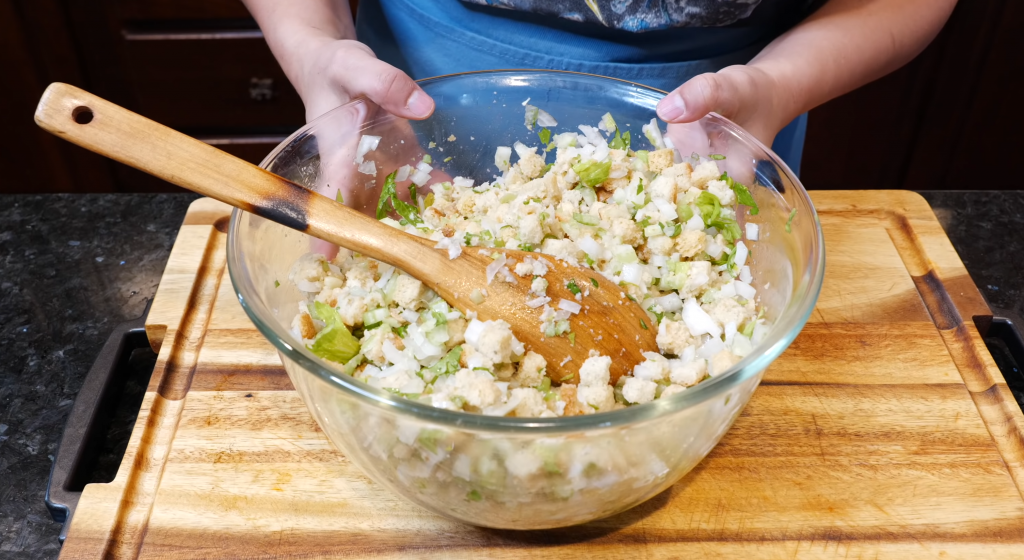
[227,70,824,529]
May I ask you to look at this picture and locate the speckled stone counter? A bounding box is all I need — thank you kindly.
[0,191,1021,558]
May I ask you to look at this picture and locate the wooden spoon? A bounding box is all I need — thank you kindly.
[34,82,657,384]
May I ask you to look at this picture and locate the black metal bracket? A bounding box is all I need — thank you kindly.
[974,308,1024,412]
[44,301,154,543]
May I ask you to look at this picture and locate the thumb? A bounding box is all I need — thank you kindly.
[350,57,435,120]
[656,71,742,124]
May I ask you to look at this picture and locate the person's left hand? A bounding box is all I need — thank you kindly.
[656,64,789,148]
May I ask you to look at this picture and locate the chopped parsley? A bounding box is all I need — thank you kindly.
[636,178,644,195]
[428,346,462,378]
[589,277,599,288]
[573,213,599,226]
[467,489,483,502]
[538,127,551,145]
[335,190,344,204]
[568,332,576,346]
[273,279,280,288]
[566,279,581,296]
[640,318,649,330]
[608,128,631,151]
[422,154,432,164]
[647,306,665,324]
[786,208,798,233]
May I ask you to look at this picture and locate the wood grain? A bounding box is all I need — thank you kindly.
[60,191,1024,559]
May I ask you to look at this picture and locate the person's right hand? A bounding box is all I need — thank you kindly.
[293,37,434,123]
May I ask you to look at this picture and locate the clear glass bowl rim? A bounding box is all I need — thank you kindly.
[226,69,826,434]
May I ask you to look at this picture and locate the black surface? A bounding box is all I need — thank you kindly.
[0,191,1021,557]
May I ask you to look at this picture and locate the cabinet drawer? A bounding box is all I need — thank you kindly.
[114,0,252,21]
[122,34,305,131]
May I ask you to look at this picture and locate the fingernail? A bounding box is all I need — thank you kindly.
[406,90,434,118]
[657,94,686,122]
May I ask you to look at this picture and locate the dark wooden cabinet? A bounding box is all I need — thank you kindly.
[1,0,1020,194]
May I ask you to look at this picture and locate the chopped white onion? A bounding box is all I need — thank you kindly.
[576,235,605,260]
[354,134,381,164]
[558,299,582,314]
[739,265,753,284]
[642,118,666,150]
[723,321,737,345]
[494,146,512,171]
[653,292,683,312]
[486,254,507,285]
[409,169,431,186]
[536,109,558,127]
[733,241,749,268]
[685,213,705,231]
[719,281,737,299]
[705,238,724,259]
[357,160,377,176]
[453,176,475,188]
[735,280,757,300]
[416,161,433,174]
[434,237,463,259]
[513,141,535,161]
[652,198,678,221]
[621,263,644,286]
[395,165,412,182]
[746,222,760,241]
[464,319,486,347]
[526,296,551,308]
[483,392,523,417]
[696,336,726,360]
[683,297,722,338]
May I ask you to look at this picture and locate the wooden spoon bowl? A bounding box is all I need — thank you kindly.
[34,82,657,384]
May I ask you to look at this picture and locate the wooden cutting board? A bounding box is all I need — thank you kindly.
[60,192,1024,559]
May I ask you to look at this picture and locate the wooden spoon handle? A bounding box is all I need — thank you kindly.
[34,82,442,270]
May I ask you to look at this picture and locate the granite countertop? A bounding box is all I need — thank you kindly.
[1,191,1022,557]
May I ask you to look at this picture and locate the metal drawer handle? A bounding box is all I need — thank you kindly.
[249,78,274,101]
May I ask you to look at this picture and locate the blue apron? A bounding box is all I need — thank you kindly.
[357,0,807,174]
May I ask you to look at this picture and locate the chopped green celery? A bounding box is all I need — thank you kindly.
[573,213,599,227]
[499,192,517,204]
[321,260,330,273]
[307,302,360,364]
[429,298,451,315]
[538,127,551,145]
[422,154,432,164]
[376,170,424,226]
[428,346,462,378]
[572,159,611,188]
[663,222,682,237]
[559,372,575,382]
[711,215,742,243]
[383,273,400,304]
[612,244,639,264]
[341,353,365,375]
[578,185,597,205]
[720,171,759,215]
[635,150,649,166]
[568,332,576,346]
[566,279,581,295]
[555,320,570,335]
[538,376,552,392]
[540,162,554,175]
[524,197,543,205]
[710,154,726,160]
[741,319,757,338]
[647,306,665,323]
[786,208,798,233]
[362,307,389,328]
[636,178,644,195]
[431,310,448,326]
[589,277,599,288]
[543,322,557,338]
[335,190,344,204]
[467,489,483,502]
[417,428,446,453]
[584,255,596,267]
[519,243,535,252]
[678,203,694,223]
[643,224,663,238]
[601,112,617,131]
[424,192,435,208]
[539,212,549,222]
[695,191,722,225]
[444,156,453,163]
[450,395,466,408]
[394,324,409,338]
[273,280,280,288]
[464,232,477,247]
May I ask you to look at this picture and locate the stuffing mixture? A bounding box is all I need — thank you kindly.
[288,111,769,418]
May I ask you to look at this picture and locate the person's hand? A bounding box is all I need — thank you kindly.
[656,65,788,149]
[293,37,434,123]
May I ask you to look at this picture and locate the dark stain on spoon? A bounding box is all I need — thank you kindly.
[250,178,312,232]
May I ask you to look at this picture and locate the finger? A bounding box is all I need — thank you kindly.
[656,72,742,124]
[345,56,435,120]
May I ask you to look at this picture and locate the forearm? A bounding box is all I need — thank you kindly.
[241,0,356,100]
[751,0,957,130]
